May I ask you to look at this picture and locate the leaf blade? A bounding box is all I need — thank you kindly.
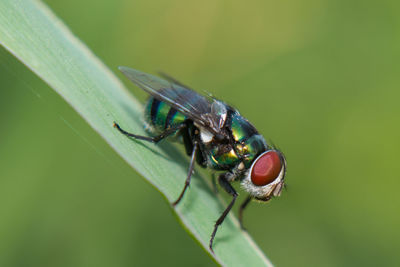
[0,0,273,266]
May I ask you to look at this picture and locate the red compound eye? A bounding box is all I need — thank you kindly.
[251,151,282,186]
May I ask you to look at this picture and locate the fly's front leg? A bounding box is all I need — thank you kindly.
[172,140,198,206]
[113,122,185,143]
[209,173,238,252]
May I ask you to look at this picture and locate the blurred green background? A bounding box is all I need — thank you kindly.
[1,0,399,266]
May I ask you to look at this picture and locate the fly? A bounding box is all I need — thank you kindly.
[113,66,287,252]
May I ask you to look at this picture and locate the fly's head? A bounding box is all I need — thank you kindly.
[241,149,286,201]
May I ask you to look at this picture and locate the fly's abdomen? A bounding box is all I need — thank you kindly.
[144,97,187,134]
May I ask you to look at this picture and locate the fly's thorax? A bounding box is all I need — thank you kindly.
[235,135,268,168]
[144,97,187,135]
[205,143,240,170]
[196,110,268,171]
[192,127,237,170]
[230,113,267,168]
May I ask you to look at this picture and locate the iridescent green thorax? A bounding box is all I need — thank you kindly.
[230,113,267,168]
[238,135,267,168]
[207,145,239,170]
[202,112,267,170]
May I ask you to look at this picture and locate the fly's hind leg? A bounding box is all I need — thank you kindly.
[113,122,185,143]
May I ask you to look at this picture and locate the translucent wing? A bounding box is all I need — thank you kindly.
[119,66,227,135]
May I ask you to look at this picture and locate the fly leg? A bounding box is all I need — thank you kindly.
[209,173,238,252]
[238,195,252,230]
[172,141,198,206]
[113,122,185,143]
[114,121,196,205]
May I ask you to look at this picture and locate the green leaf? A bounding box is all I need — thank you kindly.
[0,0,272,265]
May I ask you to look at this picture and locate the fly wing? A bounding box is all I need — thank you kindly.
[119,66,227,135]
